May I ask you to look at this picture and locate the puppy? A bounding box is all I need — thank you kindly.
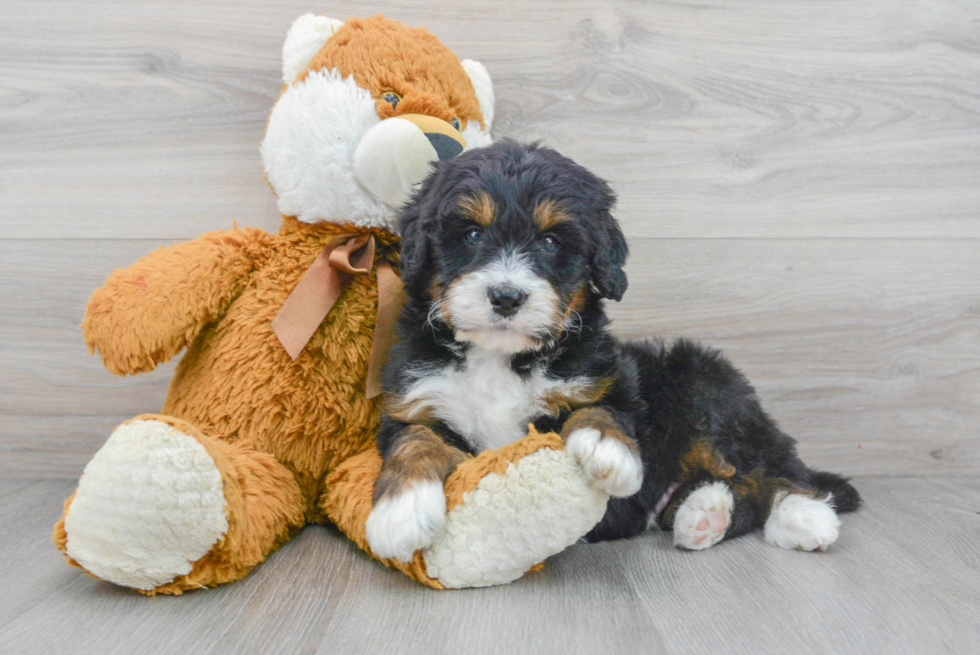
[365,140,860,562]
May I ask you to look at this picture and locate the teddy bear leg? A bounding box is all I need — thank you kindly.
[53,414,306,594]
[321,428,610,589]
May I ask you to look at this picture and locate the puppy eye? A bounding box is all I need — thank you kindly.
[540,235,559,253]
[383,92,401,109]
[464,228,483,245]
[450,117,461,131]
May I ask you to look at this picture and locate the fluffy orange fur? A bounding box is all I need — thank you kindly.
[56,219,396,593]
[304,15,485,130]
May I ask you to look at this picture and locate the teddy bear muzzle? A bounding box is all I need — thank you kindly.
[352,113,466,209]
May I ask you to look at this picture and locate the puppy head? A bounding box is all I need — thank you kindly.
[399,140,628,353]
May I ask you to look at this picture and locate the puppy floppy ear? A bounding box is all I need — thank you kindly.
[396,174,438,296]
[588,182,629,301]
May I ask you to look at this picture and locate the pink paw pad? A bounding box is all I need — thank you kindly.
[673,482,734,550]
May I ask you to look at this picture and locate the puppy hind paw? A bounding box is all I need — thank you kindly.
[365,481,447,563]
[764,492,840,552]
[565,427,643,497]
[673,482,733,550]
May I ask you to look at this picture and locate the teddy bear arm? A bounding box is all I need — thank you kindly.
[83,228,270,375]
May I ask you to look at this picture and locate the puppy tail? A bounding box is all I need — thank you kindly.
[810,470,862,513]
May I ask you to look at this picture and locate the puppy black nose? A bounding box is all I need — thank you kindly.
[488,286,527,317]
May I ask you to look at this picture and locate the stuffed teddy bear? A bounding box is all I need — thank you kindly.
[53,14,611,593]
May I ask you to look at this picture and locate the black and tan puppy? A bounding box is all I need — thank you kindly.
[365,140,860,562]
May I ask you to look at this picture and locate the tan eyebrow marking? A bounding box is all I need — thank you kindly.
[533,199,571,230]
[458,191,495,226]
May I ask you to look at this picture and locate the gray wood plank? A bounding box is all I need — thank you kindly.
[610,237,980,478]
[2,238,977,478]
[1,477,977,654]
[1,0,979,239]
[0,478,78,621]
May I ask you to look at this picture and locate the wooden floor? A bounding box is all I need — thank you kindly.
[2,0,979,653]
[1,476,978,654]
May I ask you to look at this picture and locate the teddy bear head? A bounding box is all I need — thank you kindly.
[261,14,494,233]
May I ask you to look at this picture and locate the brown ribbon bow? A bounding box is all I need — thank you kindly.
[271,233,405,399]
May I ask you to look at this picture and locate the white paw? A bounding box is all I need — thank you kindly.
[565,428,644,497]
[63,419,228,590]
[673,482,733,550]
[365,481,446,563]
[764,492,840,552]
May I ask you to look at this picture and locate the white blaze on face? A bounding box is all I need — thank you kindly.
[445,251,560,353]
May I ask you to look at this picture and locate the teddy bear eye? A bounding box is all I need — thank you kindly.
[450,117,461,131]
[383,92,400,109]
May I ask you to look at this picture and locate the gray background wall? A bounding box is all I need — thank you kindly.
[2,0,978,478]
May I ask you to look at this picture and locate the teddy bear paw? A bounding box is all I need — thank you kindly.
[422,445,610,588]
[365,481,446,563]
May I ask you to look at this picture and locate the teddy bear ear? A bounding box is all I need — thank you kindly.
[281,14,345,85]
[461,59,494,132]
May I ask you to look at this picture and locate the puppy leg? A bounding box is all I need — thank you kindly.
[561,407,643,498]
[655,476,763,550]
[655,439,742,549]
[365,425,466,563]
[662,469,840,552]
[730,469,839,551]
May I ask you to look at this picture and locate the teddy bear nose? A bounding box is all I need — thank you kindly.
[425,132,464,160]
[488,286,527,317]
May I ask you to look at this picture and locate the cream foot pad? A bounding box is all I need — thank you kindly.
[64,419,228,590]
[424,447,609,588]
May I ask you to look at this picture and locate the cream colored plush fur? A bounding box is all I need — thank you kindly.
[424,448,609,588]
[64,419,228,590]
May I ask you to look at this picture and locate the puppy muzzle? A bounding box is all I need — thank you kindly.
[488,286,527,317]
[445,254,562,353]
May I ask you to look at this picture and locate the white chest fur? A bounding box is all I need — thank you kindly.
[399,348,587,452]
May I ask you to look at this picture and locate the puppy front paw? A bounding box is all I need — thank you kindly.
[565,427,644,497]
[365,481,447,563]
